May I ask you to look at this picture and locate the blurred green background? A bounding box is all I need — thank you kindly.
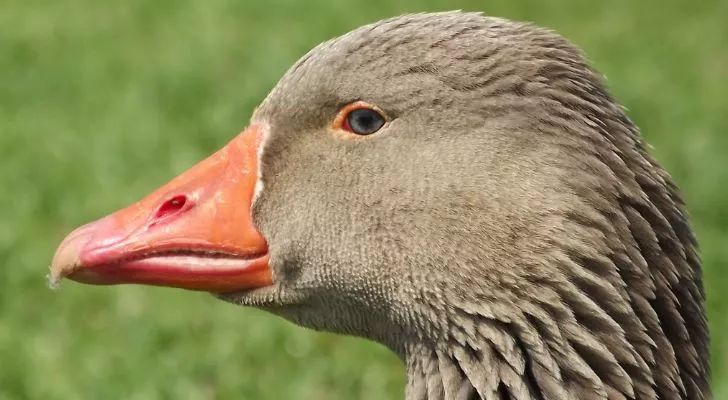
[1,0,726,399]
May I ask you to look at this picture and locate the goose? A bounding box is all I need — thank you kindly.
[50,11,709,400]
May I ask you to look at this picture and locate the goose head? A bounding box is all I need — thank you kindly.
[50,12,709,400]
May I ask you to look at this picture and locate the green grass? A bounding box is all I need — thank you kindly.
[1,0,726,398]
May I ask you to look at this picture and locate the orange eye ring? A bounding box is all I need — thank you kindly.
[331,101,387,136]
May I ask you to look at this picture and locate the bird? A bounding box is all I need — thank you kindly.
[50,11,709,400]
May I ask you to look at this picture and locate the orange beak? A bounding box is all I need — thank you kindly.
[49,124,271,293]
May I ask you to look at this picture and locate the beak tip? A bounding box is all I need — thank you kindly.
[47,270,63,290]
[48,249,81,289]
[50,223,95,288]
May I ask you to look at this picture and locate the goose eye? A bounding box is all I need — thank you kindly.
[333,101,388,136]
[343,108,385,135]
[330,100,386,136]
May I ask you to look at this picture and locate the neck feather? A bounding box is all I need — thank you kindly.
[402,294,645,400]
[405,340,539,400]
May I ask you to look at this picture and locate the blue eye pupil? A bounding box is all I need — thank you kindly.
[347,108,385,135]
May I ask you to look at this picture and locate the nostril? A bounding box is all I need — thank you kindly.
[154,195,188,220]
